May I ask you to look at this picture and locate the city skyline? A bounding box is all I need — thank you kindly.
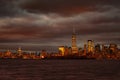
[0,0,120,50]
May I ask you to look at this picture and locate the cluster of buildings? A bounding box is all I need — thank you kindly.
[0,47,41,59]
[0,29,120,60]
[59,41,120,60]
[58,30,120,60]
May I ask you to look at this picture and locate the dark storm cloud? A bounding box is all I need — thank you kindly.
[0,0,19,17]
[0,0,120,49]
[0,16,72,44]
[0,0,118,17]
[20,0,120,15]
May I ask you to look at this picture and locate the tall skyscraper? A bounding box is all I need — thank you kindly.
[71,27,78,54]
[83,44,87,56]
[59,46,65,56]
[87,40,94,53]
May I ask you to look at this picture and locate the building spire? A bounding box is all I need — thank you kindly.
[73,27,75,34]
[18,46,21,51]
[71,26,78,54]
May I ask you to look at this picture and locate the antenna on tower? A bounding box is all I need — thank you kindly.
[73,26,76,34]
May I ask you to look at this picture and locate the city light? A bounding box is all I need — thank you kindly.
[0,30,120,60]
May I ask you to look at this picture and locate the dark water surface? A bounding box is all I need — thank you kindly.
[0,59,120,80]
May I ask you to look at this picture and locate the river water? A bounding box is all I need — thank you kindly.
[0,59,120,80]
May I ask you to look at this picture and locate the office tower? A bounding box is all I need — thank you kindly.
[109,44,118,53]
[71,27,78,54]
[83,44,87,56]
[95,44,101,53]
[102,44,105,52]
[64,46,69,56]
[5,50,12,57]
[18,47,22,56]
[68,47,72,55]
[59,46,65,56]
[87,40,94,53]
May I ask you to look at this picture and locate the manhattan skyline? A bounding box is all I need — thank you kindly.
[0,0,120,50]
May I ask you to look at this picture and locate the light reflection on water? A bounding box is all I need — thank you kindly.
[0,59,120,80]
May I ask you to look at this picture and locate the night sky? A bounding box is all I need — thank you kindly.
[0,0,120,51]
